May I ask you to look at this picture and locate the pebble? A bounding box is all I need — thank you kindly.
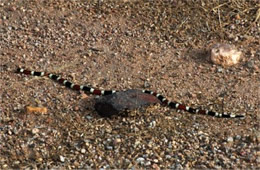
[153,159,159,163]
[74,161,80,167]
[115,138,121,143]
[60,155,65,162]
[227,137,234,143]
[14,160,20,165]
[144,81,151,88]
[217,67,223,73]
[81,148,86,154]
[32,128,39,134]
[136,157,145,164]
[106,145,113,150]
[38,157,43,162]
[34,27,40,32]
[230,24,236,30]
[235,135,241,140]
[246,60,254,69]
[74,106,79,111]
[7,129,12,135]
[149,120,156,128]
[145,161,151,166]
[85,115,93,120]
[165,155,171,159]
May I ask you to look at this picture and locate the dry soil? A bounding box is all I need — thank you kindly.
[0,0,259,169]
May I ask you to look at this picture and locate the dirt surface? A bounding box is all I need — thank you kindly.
[0,0,259,169]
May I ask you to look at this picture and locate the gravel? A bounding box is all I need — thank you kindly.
[0,0,259,169]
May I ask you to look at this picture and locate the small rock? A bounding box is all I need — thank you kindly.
[7,129,12,135]
[59,155,65,162]
[34,27,40,32]
[37,157,43,162]
[74,161,80,167]
[227,137,234,143]
[106,145,113,150]
[74,106,79,111]
[81,148,86,154]
[145,161,151,166]
[153,159,159,163]
[217,67,223,73]
[165,155,171,159]
[32,128,39,134]
[26,106,47,114]
[14,161,20,165]
[144,81,151,88]
[85,115,92,120]
[149,120,156,128]
[230,24,236,30]
[235,135,241,140]
[210,43,242,67]
[246,60,254,68]
[235,14,241,20]
[136,157,145,164]
[115,138,121,143]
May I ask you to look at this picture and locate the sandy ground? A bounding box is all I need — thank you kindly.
[0,0,259,169]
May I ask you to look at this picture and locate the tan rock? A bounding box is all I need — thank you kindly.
[26,106,48,114]
[210,43,242,67]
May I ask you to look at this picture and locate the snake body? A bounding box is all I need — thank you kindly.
[17,68,244,118]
